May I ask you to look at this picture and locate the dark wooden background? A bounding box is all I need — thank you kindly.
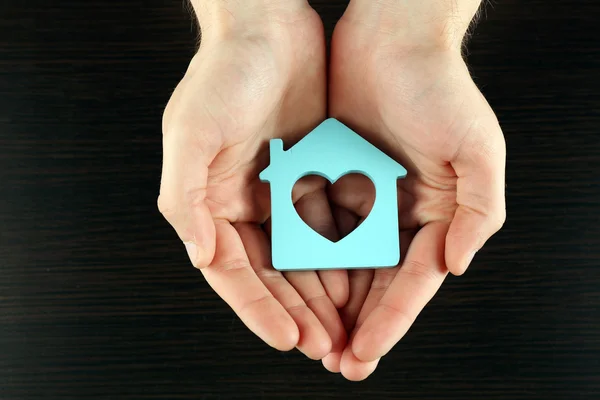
[2,0,600,398]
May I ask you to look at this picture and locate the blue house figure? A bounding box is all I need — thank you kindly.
[260,118,407,271]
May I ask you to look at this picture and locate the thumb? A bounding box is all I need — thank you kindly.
[158,96,221,269]
[447,111,506,275]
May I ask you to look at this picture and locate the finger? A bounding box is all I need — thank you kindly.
[291,177,350,308]
[331,205,359,239]
[338,317,381,381]
[340,231,414,340]
[158,101,222,268]
[289,190,349,352]
[347,230,413,333]
[337,231,412,376]
[351,222,449,362]
[201,220,299,351]
[340,347,380,381]
[324,206,368,373]
[321,206,361,373]
[237,223,331,360]
[342,264,399,377]
[339,269,374,332]
[340,231,414,379]
[328,173,375,218]
[328,270,373,376]
[295,188,350,308]
[448,115,506,275]
[284,269,347,353]
[322,352,342,373]
[318,269,349,309]
[330,206,361,323]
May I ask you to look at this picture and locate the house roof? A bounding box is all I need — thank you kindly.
[261,118,407,181]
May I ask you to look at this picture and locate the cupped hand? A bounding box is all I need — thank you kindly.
[158,3,347,360]
[324,4,506,380]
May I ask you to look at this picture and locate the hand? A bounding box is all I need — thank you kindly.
[324,1,506,380]
[158,1,347,360]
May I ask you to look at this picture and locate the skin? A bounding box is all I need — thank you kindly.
[322,0,506,380]
[159,1,348,361]
[159,0,506,382]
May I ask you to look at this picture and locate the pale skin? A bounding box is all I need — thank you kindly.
[158,0,506,381]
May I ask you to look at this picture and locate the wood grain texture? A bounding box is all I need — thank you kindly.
[1,0,599,398]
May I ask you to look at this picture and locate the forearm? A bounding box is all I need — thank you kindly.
[345,0,483,49]
[190,0,310,39]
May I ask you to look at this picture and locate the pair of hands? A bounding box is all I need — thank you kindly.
[158,0,505,381]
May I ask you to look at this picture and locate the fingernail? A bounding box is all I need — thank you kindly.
[184,242,197,267]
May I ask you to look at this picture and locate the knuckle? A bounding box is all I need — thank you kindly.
[380,303,415,325]
[161,98,175,137]
[400,260,439,282]
[471,139,497,167]
[371,267,399,290]
[464,119,505,165]
[157,194,178,219]
[497,130,507,155]
[254,267,282,281]
[215,258,251,273]
[161,101,193,139]
[239,294,272,315]
[491,207,507,231]
[304,293,330,306]
[487,196,507,233]
[163,117,190,140]
[284,302,310,315]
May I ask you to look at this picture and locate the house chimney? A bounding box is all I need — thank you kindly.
[270,138,284,161]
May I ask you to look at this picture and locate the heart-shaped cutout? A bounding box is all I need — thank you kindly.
[292,173,375,243]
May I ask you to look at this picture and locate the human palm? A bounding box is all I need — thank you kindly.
[324,17,506,379]
[159,8,347,360]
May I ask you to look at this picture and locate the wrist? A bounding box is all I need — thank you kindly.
[191,0,312,41]
[344,0,482,51]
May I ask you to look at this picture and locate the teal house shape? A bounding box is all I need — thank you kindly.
[260,118,407,271]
